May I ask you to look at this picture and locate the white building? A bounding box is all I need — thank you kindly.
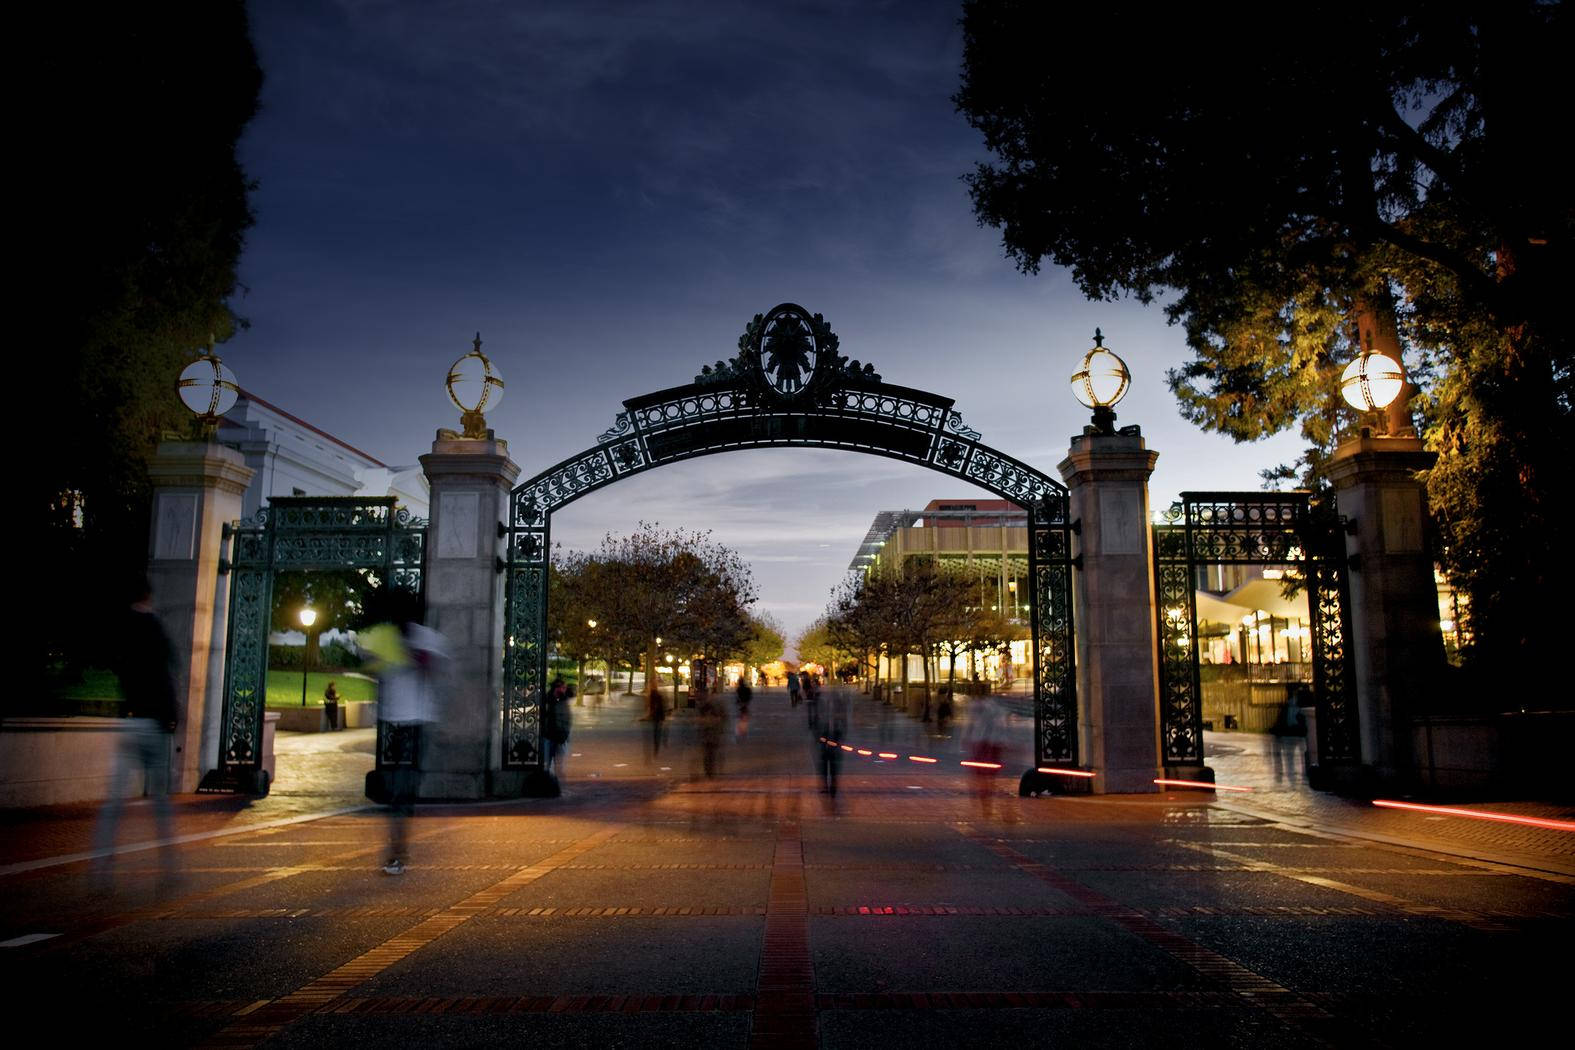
[217,389,428,520]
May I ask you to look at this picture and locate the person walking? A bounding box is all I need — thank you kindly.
[92,576,179,887]
[647,682,668,758]
[362,590,446,876]
[963,694,1006,816]
[698,690,724,777]
[541,677,573,782]
[734,672,753,741]
[815,682,847,798]
[787,669,801,708]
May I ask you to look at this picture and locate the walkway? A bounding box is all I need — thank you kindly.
[0,688,1568,1047]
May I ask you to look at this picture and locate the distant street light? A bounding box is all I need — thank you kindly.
[298,607,318,707]
[666,653,678,708]
[1070,328,1130,434]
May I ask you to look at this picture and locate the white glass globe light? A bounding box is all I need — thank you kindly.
[177,353,240,420]
[1070,333,1130,409]
[447,335,505,414]
[1339,352,1404,411]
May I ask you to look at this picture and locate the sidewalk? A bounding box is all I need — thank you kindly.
[1200,730,1575,877]
[4,701,1571,880]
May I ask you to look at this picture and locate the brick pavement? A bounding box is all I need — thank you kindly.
[1,691,1570,1047]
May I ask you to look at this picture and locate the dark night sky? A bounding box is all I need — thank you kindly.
[230,0,1304,640]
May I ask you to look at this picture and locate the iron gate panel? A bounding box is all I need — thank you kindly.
[504,305,1079,771]
[1151,492,1357,767]
[214,497,427,784]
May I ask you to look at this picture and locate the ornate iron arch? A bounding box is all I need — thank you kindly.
[503,305,1078,772]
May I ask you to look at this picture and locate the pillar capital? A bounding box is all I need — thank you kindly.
[419,435,520,487]
[146,440,255,496]
[1058,429,1159,488]
[1324,434,1435,489]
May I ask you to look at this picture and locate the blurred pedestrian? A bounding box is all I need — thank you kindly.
[541,677,573,782]
[647,682,667,758]
[935,687,955,738]
[92,575,179,888]
[963,694,1006,815]
[815,683,847,797]
[362,589,447,876]
[734,672,753,741]
[698,691,724,776]
[787,669,801,707]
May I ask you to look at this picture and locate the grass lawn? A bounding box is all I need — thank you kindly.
[51,669,123,701]
[265,671,376,709]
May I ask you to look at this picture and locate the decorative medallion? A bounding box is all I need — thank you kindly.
[759,304,818,396]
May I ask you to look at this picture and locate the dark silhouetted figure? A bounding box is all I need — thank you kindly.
[92,576,179,886]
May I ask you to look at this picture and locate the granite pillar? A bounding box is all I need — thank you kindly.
[1325,434,1445,784]
[417,434,519,799]
[1059,429,1165,793]
[145,441,255,793]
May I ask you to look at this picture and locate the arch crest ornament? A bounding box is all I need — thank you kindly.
[504,307,1077,774]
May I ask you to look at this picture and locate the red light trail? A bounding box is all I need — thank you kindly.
[1372,800,1575,831]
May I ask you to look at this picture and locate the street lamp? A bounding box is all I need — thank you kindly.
[445,332,505,439]
[666,653,678,708]
[1070,328,1130,434]
[298,607,317,707]
[176,340,240,438]
[1339,351,1405,414]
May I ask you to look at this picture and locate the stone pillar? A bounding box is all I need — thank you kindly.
[417,434,519,799]
[1325,434,1444,784]
[1059,428,1164,793]
[145,441,255,793]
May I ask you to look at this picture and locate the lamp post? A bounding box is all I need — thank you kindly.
[666,653,678,709]
[298,607,317,707]
[1069,328,1131,434]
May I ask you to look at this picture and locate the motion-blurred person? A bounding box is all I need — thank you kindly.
[92,575,179,888]
[815,682,847,798]
[698,691,724,777]
[963,694,1006,815]
[362,590,447,876]
[734,671,752,741]
[646,682,668,758]
[787,669,801,707]
[541,676,573,782]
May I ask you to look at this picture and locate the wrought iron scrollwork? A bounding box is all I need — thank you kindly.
[1150,492,1357,767]
[218,497,427,776]
[503,307,1078,771]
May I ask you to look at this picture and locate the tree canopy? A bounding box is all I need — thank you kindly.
[38,2,262,691]
[956,0,1571,670]
[552,523,760,683]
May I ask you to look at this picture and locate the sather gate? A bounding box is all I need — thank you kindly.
[502,304,1081,774]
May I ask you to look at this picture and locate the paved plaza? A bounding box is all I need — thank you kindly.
[2,688,1571,1047]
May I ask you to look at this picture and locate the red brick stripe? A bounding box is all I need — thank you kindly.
[193,826,620,1049]
[749,823,816,1050]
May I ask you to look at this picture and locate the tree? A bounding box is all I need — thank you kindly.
[269,570,376,668]
[956,0,1572,671]
[741,613,786,670]
[553,523,759,698]
[36,2,262,698]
